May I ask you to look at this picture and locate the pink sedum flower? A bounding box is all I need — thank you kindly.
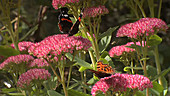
[17,68,51,88]
[91,73,153,96]
[117,18,168,38]
[11,41,34,51]
[91,73,128,96]
[125,74,153,91]
[109,41,143,57]
[0,54,34,69]
[28,34,92,58]
[83,5,109,18]
[52,0,79,9]
[29,58,49,68]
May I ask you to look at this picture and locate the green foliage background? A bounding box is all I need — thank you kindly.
[0,0,170,95]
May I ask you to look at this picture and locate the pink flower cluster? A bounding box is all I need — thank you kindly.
[117,18,168,38]
[52,0,79,9]
[91,73,153,96]
[83,6,109,18]
[109,41,142,57]
[0,54,34,69]
[28,34,92,58]
[125,74,153,91]
[11,41,33,51]
[91,73,128,96]
[29,58,49,68]
[17,68,51,88]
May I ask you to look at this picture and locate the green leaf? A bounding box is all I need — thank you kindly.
[167,24,170,27]
[98,26,118,53]
[68,82,80,90]
[79,66,88,72]
[87,77,95,84]
[7,93,24,96]
[147,65,157,80]
[2,88,17,93]
[65,60,76,67]
[133,91,144,96]
[104,55,112,62]
[98,58,109,64]
[19,24,38,41]
[152,67,170,81]
[0,46,20,57]
[100,51,110,58]
[68,89,91,96]
[150,81,164,95]
[148,66,169,90]
[2,88,23,95]
[65,53,92,69]
[125,44,143,54]
[0,29,8,32]
[47,90,63,96]
[125,44,142,50]
[163,89,168,96]
[98,26,118,40]
[43,77,58,90]
[96,94,105,96]
[99,35,111,53]
[161,76,168,90]
[148,34,162,46]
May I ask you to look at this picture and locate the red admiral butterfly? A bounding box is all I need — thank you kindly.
[89,61,115,78]
[58,7,83,36]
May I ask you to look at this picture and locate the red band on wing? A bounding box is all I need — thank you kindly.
[78,17,81,22]
[58,23,62,31]
[61,18,72,23]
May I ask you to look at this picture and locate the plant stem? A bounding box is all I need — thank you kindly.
[58,62,68,96]
[154,45,163,85]
[61,56,68,96]
[147,0,154,17]
[67,65,73,87]
[48,63,61,82]
[61,74,68,96]
[88,19,100,60]
[142,39,148,77]
[16,0,21,41]
[0,1,19,51]
[142,37,149,96]
[131,57,134,74]
[81,72,86,93]
[89,50,96,69]
[128,0,140,18]
[135,0,147,17]
[158,0,162,18]
[67,51,79,87]
[83,71,87,93]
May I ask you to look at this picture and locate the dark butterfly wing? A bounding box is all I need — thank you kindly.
[58,7,83,36]
[68,12,83,36]
[58,17,73,33]
[58,7,73,33]
[89,69,112,78]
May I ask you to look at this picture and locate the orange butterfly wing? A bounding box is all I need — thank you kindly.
[89,61,115,78]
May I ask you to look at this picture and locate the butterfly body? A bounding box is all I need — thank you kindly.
[58,7,82,36]
[89,61,115,78]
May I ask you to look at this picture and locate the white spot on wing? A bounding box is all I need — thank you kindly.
[63,14,68,17]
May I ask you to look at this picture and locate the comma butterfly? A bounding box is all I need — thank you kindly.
[89,61,115,78]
